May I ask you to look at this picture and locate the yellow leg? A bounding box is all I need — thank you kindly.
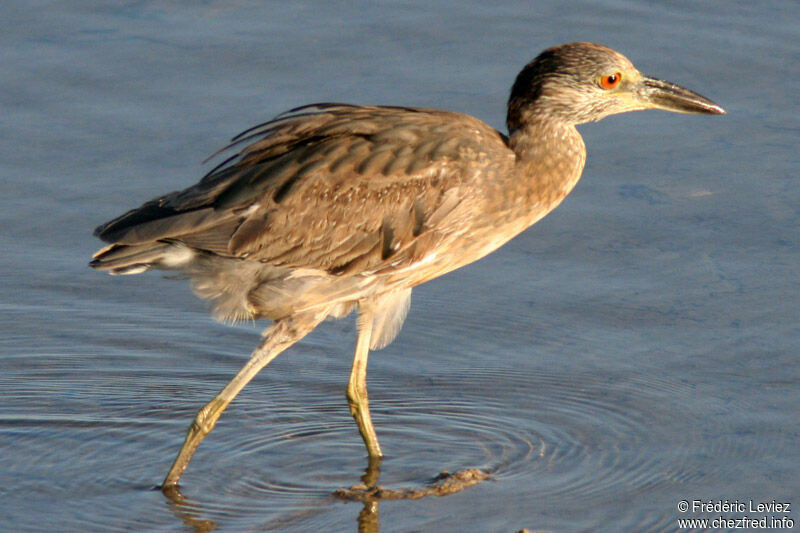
[347,301,383,458]
[162,310,326,489]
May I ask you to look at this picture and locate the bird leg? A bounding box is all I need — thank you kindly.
[162,310,327,490]
[347,300,383,459]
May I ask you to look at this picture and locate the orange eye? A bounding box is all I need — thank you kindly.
[600,72,622,89]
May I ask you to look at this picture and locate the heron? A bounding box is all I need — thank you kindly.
[90,42,724,489]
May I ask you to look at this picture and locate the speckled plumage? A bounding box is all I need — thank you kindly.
[92,102,578,336]
[90,42,723,489]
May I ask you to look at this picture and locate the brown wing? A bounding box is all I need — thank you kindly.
[94,103,513,275]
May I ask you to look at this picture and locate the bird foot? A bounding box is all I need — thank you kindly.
[333,468,491,501]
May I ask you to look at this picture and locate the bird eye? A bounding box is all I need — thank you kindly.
[599,72,622,89]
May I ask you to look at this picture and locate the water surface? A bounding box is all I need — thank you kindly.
[1,1,798,531]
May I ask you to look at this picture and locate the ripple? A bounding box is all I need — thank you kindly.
[231,366,753,506]
[416,366,737,502]
[2,346,769,531]
[159,362,750,516]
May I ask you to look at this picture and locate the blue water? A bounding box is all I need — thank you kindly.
[1,1,798,532]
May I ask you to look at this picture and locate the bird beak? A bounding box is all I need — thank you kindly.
[638,76,725,115]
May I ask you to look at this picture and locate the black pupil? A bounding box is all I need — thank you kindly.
[606,75,617,84]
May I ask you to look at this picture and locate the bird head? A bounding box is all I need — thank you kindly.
[507,42,724,132]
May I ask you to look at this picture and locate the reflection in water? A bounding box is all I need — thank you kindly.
[163,486,219,532]
[143,365,749,530]
[162,454,489,532]
[354,457,381,533]
[356,500,380,533]
[336,456,490,532]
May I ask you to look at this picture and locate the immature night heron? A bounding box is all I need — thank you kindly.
[91,42,723,489]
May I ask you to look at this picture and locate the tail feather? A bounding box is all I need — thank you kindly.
[90,242,193,275]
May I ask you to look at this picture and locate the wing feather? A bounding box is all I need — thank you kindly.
[93,103,513,276]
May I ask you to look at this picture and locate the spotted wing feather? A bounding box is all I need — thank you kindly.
[94,104,511,276]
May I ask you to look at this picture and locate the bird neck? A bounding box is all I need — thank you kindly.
[508,118,587,211]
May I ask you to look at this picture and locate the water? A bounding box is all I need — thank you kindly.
[2,1,798,531]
